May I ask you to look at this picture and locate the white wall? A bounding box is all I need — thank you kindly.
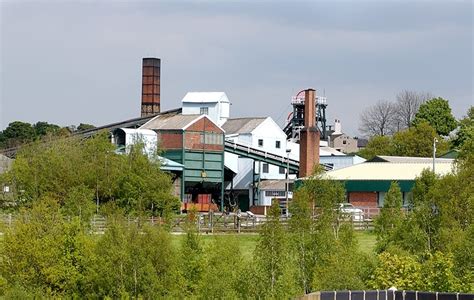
[182,102,229,126]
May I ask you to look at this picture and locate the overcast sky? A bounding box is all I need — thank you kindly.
[1,0,472,136]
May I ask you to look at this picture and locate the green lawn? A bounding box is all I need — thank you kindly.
[171,231,377,257]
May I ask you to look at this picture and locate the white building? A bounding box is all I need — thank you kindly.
[181,92,230,126]
[223,117,290,207]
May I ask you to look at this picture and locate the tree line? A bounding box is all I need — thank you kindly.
[358,91,472,159]
[0,132,472,297]
[0,121,95,149]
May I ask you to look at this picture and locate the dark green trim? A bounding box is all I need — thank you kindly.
[295,179,415,193]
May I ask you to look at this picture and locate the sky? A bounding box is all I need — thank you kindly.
[1,0,472,136]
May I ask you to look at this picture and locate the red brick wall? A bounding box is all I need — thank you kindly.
[250,205,268,215]
[349,192,377,207]
[187,118,223,133]
[158,132,183,149]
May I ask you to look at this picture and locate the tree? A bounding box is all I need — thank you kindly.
[359,100,397,137]
[198,237,243,299]
[357,135,393,159]
[392,122,449,157]
[0,121,36,148]
[368,252,423,290]
[0,198,93,296]
[253,200,299,298]
[394,90,432,130]
[76,123,95,132]
[452,106,474,149]
[412,97,457,136]
[374,181,404,252]
[33,121,60,136]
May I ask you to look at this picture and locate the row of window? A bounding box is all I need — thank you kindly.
[261,163,286,174]
[258,139,281,149]
[199,133,224,145]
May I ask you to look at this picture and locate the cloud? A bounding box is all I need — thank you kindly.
[1,0,472,136]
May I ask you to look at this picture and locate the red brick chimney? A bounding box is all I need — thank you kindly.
[141,58,161,117]
[299,88,320,177]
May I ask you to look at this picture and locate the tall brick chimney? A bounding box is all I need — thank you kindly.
[141,58,161,117]
[299,88,320,177]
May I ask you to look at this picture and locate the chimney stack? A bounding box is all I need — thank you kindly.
[141,58,161,117]
[299,88,320,177]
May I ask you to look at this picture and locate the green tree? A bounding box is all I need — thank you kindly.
[0,198,93,296]
[253,199,300,298]
[358,135,393,159]
[198,236,243,299]
[1,121,36,148]
[374,181,405,252]
[392,122,449,157]
[91,217,181,298]
[368,252,423,290]
[179,214,204,297]
[453,106,474,149]
[412,97,457,136]
[76,123,95,131]
[33,121,60,136]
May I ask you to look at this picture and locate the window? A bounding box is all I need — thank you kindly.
[258,139,264,147]
[200,107,209,115]
[265,190,286,197]
[262,163,269,173]
[377,192,386,207]
[343,140,347,145]
[279,166,285,174]
[275,141,281,149]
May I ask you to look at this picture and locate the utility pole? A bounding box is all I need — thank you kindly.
[433,137,438,173]
[285,148,291,218]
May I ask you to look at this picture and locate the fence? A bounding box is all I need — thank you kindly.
[300,290,473,300]
[0,212,373,234]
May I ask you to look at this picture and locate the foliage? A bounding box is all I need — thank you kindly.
[252,199,300,298]
[392,121,449,157]
[374,181,404,252]
[368,252,423,290]
[412,97,457,136]
[33,122,60,136]
[0,198,93,296]
[358,122,448,159]
[0,121,36,148]
[5,132,179,217]
[91,219,182,298]
[198,236,243,299]
[291,170,368,292]
[76,123,95,131]
[452,106,474,149]
[358,135,393,159]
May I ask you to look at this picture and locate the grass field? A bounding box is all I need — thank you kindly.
[171,230,377,257]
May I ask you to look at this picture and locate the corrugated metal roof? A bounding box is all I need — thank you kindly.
[181,92,230,103]
[140,114,202,130]
[76,108,182,138]
[320,161,453,181]
[320,146,346,156]
[369,155,455,164]
[258,179,294,191]
[222,117,267,134]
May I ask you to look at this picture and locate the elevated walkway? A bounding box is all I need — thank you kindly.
[224,140,331,174]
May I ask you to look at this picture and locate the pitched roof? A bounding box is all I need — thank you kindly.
[77,108,182,138]
[258,179,294,191]
[140,114,203,130]
[368,155,454,164]
[181,92,230,103]
[222,117,267,134]
[320,161,453,181]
